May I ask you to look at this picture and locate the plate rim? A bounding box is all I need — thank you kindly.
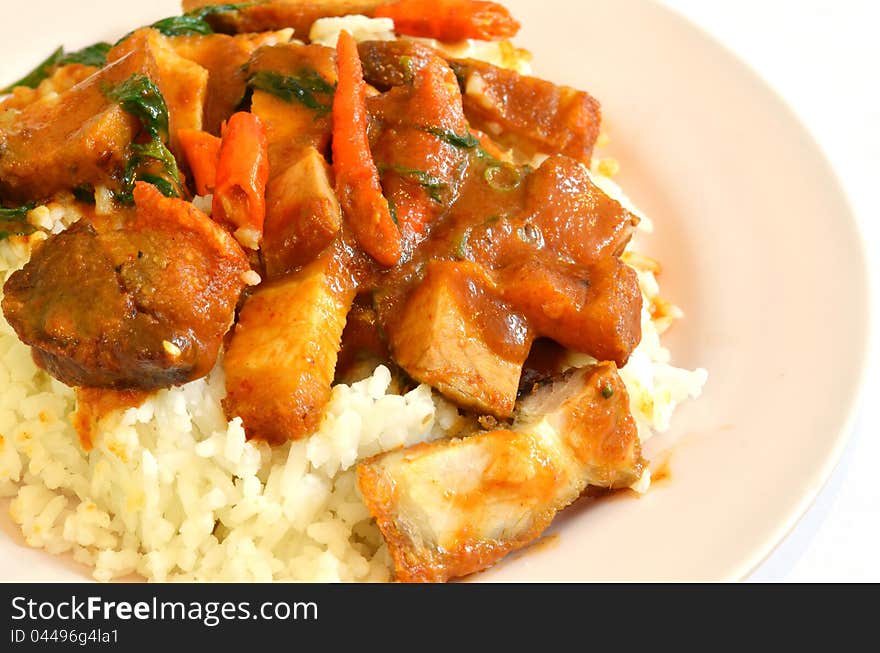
[644,0,874,581]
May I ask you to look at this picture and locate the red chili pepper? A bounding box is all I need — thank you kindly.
[178,128,221,196]
[374,0,521,42]
[212,112,269,250]
[332,30,402,267]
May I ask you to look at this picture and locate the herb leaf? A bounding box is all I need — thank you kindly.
[387,198,399,226]
[187,3,253,21]
[0,204,37,241]
[116,4,251,42]
[1,42,111,94]
[379,165,447,203]
[72,185,96,204]
[102,75,181,204]
[149,14,217,37]
[424,127,480,150]
[62,42,112,67]
[104,75,170,140]
[247,70,335,114]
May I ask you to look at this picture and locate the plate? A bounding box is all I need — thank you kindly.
[0,0,870,582]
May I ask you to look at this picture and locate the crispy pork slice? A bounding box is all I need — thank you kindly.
[247,43,337,162]
[358,41,602,164]
[359,39,438,89]
[367,53,471,245]
[107,29,209,158]
[170,30,293,135]
[497,257,643,368]
[386,261,532,419]
[223,243,357,443]
[0,51,146,202]
[0,63,98,112]
[1,183,250,389]
[451,58,601,164]
[263,146,343,278]
[522,155,639,266]
[357,362,645,582]
[182,1,389,36]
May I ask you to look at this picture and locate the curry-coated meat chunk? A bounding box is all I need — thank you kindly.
[1,183,250,390]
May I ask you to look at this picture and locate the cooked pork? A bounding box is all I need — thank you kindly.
[357,363,645,582]
[2,183,250,389]
[222,241,357,443]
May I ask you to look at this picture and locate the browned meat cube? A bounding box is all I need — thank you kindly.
[0,52,145,202]
[1,183,250,389]
[358,362,645,582]
[182,1,389,36]
[107,29,209,159]
[170,30,292,135]
[452,58,602,164]
[386,261,532,419]
[263,146,342,278]
[222,243,357,443]
[523,155,639,266]
[498,257,643,368]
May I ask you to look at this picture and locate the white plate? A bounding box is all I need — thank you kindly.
[0,0,870,582]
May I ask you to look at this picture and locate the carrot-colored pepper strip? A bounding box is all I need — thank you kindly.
[469,127,508,160]
[332,30,402,267]
[374,0,521,41]
[212,112,269,250]
[178,128,221,196]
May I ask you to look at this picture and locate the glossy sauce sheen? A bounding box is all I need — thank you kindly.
[370,142,642,415]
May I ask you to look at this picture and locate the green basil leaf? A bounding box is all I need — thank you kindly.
[247,70,335,114]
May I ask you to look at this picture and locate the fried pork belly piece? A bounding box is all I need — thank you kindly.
[1,183,250,389]
[247,44,342,278]
[358,40,601,164]
[263,146,343,278]
[247,44,337,161]
[358,362,645,582]
[367,53,470,246]
[451,58,601,164]
[358,39,437,89]
[170,30,293,135]
[498,257,642,368]
[182,1,389,36]
[0,30,209,203]
[107,29,209,159]
[522,155,639,265]
[0,63,97,111]
[222,242,357,443]
[0,52,145,202]
[386,261,531,419]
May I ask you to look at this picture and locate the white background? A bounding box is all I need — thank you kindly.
[658,0,879,581]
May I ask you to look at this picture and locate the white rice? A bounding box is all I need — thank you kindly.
[310,16,397,47]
